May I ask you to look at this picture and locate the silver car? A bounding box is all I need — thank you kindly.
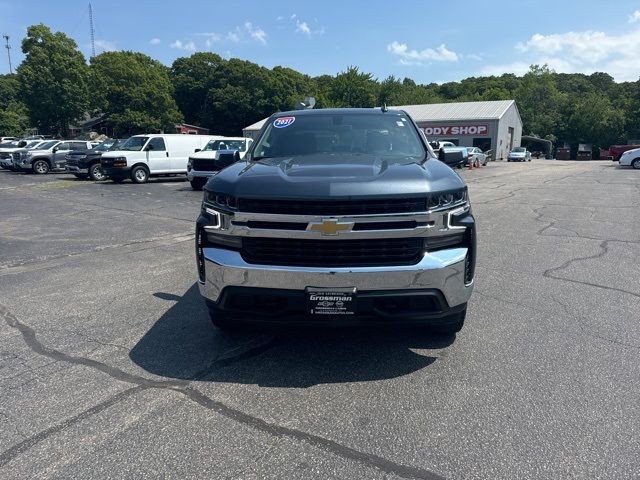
[507,147,531,162]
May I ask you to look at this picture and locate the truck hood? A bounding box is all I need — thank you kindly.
[206,153,465,199]
[102,150,133,158]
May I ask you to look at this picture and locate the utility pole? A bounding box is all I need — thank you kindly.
[2,35,12,74]
[88,3,96,58]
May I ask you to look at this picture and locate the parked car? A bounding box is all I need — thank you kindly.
[187,137,253,190]
[65,138,128,181]
[100,134,217,183]
[429,140,456,155]
[6,141,48,170]
[618,147,640,169]
[609,144,640,161]
[13,140,94,174]
[0,140,40,169]
[507,147,531,162]
[196,108,475,333]
[0,136,17,143]
[466,147,488,166]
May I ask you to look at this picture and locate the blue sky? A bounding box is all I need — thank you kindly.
[2,0,640,82]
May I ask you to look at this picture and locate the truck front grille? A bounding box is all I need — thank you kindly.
[237,198,426,215]
[241,237,423,267]
[192,158,220,171]
[11,152,20,160]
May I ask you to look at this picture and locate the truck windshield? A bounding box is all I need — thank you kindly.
[203,139,246,152]
[119,137,149,151]
[94,140,116,152]
[37,141,58,150]
[512,147,525,152]
[252,113,426,160]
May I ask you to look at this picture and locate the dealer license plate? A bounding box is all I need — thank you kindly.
[306,287,357,315]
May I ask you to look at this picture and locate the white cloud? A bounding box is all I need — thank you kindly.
[94,39,117,52]
[244,22,267,44]
[296,21,311,36]
[198,32,221,48]
[170,39,196,51]
[484,28,640,81]
[149,38,161,45]
[387,40,458,64]
[227,31,240,43]
[629,10,640,23]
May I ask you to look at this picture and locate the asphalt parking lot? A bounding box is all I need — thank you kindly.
[1,160,639,479]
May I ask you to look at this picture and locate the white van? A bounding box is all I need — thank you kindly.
[100,134,217,183]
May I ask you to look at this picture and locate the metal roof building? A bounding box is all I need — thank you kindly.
[242,100,522,160]
[392,100,522,160]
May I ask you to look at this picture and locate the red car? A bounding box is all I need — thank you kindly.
[608,144,640,161]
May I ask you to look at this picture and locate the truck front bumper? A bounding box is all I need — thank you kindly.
[66,165,89,174]
[187,169,218,181]
[198,246,473,324]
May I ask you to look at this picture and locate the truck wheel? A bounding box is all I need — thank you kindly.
[32,160,50,174]
[190,178,207,190]
[131,165,149,184]
[632,159,640,170]
[431,308,466,335]
[89,163,107,181]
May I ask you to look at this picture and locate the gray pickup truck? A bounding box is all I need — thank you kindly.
[13,140,94,174]
[195,108,476,335]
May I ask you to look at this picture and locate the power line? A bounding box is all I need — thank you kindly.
[2,35,12,74]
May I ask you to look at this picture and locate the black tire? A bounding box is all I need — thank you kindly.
[32,159,50,174]
[430,308,466,335]
[73,173,88,179]
[131,165,149,184]
[632,159,640,170]
[89,163,107,181]
[190,177,207,190]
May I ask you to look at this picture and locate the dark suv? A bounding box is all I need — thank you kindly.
[65,139,128,181]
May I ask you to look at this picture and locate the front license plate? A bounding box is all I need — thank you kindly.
[307,287,357,315]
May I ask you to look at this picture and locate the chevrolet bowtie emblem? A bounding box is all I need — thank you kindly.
[307,218,354,235]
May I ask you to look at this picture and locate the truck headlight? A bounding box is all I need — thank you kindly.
[203,191,238,210]
[427,189,468,210]
[112,156,127,167]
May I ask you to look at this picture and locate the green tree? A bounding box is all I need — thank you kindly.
[514,65,565,137]
[170,52,224,126]
[16,24,90,136]
[329,67,377,108]
[567,94,625,148]
[90,51,183,135]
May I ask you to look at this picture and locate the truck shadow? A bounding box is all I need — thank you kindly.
[129,284,455,388]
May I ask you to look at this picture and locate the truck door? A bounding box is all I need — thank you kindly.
[53,142,71,168]
[145,137,170,172]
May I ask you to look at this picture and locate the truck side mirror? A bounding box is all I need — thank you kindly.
[52,147,58,152]
[144,144,153,151]
[194,148,201,153]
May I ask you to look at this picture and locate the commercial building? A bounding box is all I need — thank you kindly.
[242,100,522,160]
[392,100,522,160]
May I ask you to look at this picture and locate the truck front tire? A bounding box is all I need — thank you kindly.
[190,178,207,190]
[89,163,107,181]
[32,160,50,174]
[632,159,640,170]
[131,166,149,184]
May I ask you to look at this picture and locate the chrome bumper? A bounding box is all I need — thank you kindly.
[198,246,473,308]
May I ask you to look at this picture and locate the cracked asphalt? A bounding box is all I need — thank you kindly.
[0,159,639,479]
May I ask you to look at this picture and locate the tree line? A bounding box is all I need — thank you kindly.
[1,23,639,152]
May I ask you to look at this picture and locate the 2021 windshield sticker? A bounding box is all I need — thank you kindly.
[274,116,296,128]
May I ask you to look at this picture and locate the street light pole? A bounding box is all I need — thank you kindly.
[2,35,12,74]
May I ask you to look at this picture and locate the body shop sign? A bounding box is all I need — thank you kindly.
[423,124,489,136]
